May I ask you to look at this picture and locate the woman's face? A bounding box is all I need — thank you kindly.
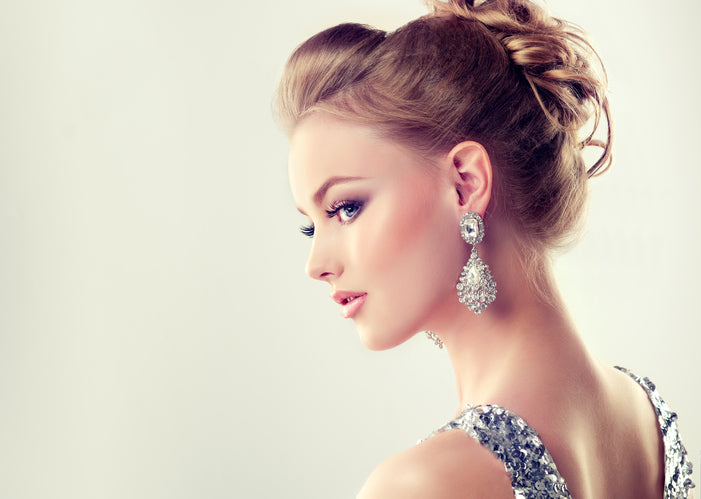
[289,113,468,350]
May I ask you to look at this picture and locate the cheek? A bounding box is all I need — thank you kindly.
[353,181,463,293]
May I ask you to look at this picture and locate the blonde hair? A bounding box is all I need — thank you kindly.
[276,0,612,263]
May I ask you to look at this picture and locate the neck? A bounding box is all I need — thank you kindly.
[427,234,592,412]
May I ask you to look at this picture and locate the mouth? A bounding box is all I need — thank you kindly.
[331,291,368,319]
[331,290,364,304]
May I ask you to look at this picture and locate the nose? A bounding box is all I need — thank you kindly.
[305,233,343,281]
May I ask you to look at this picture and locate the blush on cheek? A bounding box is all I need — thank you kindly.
[358,178,446,282]
[376,195,430,257]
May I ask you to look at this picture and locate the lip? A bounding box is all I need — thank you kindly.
[330,291,368,319]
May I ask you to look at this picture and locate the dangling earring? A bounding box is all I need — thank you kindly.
[425,331,443,349]
[456,212,497,314]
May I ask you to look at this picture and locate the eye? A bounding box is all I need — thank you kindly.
[299,224,315,238]
[299,200,365,238]
[326,200,364,223]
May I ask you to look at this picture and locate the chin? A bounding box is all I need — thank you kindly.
[356,323,414,351]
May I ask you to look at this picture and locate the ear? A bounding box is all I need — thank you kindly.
[447,141,492,216]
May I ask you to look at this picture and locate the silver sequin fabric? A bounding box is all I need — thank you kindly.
[421,367,695,498]
[615,366,695,498]
[423,404,571,498]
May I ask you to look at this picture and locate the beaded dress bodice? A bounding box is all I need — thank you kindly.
[421,367,694,499]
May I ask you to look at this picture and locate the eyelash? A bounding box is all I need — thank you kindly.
[300,224,315,238]
[299,200,365,238]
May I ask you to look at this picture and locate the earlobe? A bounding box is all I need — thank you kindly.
[448,141,492,215]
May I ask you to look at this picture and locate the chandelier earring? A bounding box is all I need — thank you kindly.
[425,330,444,349]
[456,212,497,314]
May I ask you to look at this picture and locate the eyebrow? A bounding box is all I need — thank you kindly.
[297,176,367,214]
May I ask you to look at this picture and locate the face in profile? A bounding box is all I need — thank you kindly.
[288,113,469,350]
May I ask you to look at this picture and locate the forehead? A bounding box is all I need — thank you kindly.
[288,113,426,204]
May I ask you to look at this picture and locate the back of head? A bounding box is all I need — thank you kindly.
[276,0,612,264]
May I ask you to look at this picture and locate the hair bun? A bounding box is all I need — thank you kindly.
[427,0,612,176]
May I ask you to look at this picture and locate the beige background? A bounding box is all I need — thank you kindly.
[0,0,699,497]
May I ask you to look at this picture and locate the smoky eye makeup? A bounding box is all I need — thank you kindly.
[325,199,365,223]
[298,198,367,238]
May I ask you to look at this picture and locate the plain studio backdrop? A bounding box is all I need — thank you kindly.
[0,0,699,497]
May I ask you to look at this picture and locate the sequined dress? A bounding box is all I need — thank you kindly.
[422,367,694,498]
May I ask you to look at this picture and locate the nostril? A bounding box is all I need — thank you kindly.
[305,262,335,281]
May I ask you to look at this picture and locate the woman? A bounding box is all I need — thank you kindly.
[276,0,694,497]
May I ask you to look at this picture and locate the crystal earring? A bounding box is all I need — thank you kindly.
[425,331,443,349]
[456,212,497,314]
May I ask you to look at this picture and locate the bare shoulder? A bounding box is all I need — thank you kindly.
[357,429,513,499]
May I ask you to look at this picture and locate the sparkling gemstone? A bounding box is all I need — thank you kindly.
[467,264,481,285]
[466,219,477,236]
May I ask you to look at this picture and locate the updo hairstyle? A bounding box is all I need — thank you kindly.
[276,0,612,264]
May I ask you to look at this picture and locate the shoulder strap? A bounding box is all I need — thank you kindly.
[614,366,695,499]
[424,404,572,498]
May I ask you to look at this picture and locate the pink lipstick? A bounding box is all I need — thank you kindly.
[331,291,368,319]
